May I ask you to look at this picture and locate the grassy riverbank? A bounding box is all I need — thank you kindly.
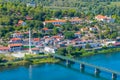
[0,54,60,68]
[81,47,120,57]
[0,47,120,68]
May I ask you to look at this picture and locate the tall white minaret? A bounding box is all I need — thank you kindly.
[29,29,32,53]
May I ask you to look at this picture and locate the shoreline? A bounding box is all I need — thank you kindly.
[0,47,120,68]
[0,56,60,68]
[80,47,120,57]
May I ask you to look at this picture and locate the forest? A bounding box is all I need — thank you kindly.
[0,0,120,40]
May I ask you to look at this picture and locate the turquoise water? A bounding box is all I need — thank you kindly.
[0,52,120,80]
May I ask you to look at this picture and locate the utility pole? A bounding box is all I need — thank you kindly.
[29,28,32,53]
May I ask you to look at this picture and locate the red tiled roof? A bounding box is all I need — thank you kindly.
[24,31,29,34]
[11,38,21,41]
[32,48,39,50]
[33,38,40,42]
[18,20,24,24]
[69,18,82,22]
[0,47,9,50]
[44,20,66,23]
[95,15,107,19]
[42,27,48,31]
[9,44,23,47]
[44,36,49,39]
[52,36,60,38]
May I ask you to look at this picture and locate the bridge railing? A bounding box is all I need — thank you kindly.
[51,53,120,79]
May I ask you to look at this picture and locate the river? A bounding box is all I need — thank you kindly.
[0,52,120,80]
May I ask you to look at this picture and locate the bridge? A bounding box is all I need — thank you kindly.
[51,53,120,80]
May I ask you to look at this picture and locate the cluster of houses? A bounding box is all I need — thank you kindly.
[16,14,114,27]
[43,15,114,26]
[0,14,118,54]
[0,30,119,54]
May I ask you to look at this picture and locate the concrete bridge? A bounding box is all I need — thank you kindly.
[51,53,120,80]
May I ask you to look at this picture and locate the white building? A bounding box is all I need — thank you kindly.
[95,15,115,23]
[44,47,56,54]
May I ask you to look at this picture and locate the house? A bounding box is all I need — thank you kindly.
[43,18,82,26]
[31,48,39,54]
[73,40,101,48]
[42,27,49,33]
[8,43,23,52]
[95,15,114,23]
[0,47,9,53]
[32,38,40,46]
[52,36,63,41]
[33,38,40,42]
[44,47,56,53]
[9,38,23,44]
[24,31,29,34]
[74,32,82,38]
[43,20,66,26]
[81,27,89,32]
[69,18,82,24]
[42,28,53,34]
[103,39,116,46]
[89,27,97,32]
[18,20,26,26]
[12,32,23,38]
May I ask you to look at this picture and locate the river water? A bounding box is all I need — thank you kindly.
[0,52,120,80]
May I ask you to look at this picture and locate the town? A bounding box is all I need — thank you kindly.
[0,15,120,58]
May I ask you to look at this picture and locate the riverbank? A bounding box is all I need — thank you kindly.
[0,47,120,68]
[80,47,120,57]
[0,54,60,68]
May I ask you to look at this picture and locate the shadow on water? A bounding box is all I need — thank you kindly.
[57,62,109,80]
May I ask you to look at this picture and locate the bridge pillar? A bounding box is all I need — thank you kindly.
[112,73,117,80]
[94,68,100,76]
[80,64,85,72]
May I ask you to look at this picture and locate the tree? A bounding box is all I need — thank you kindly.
[66,45,74,54]
[34,21,44,30]
[62,21,73,31]
[64,31,75,39]
[53,10,62,18]
[46,23,54,29]
[53,27,60,35]
[85,43,91,49]
[56,48,67,56]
